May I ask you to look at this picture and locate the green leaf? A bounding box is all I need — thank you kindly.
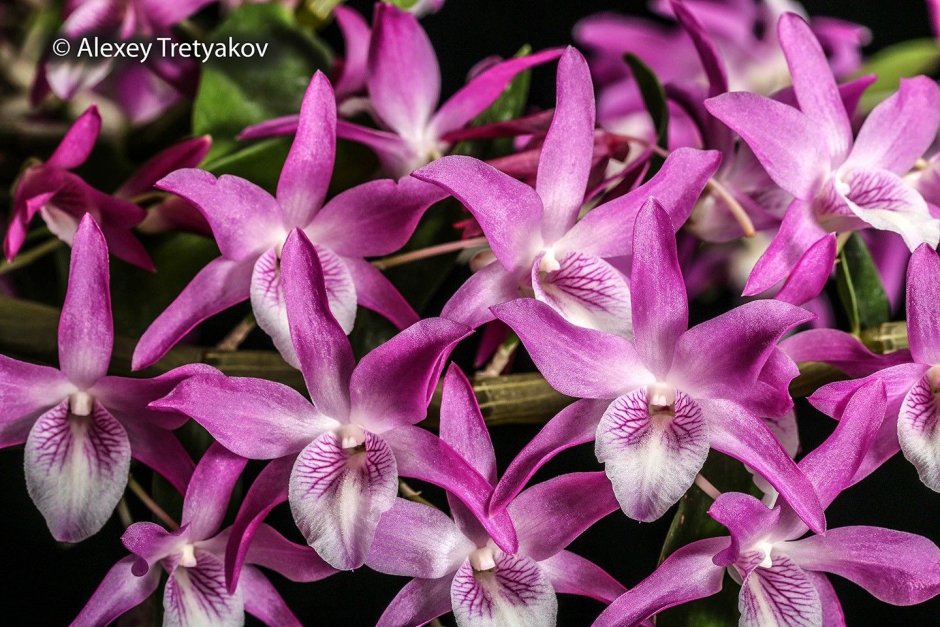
[387,0,421,9]
[625,53,669,173]
[835,233,890,335]
[857,38,940,112]
[192,4,331,174]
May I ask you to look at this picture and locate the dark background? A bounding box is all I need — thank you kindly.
[1,1,939,625]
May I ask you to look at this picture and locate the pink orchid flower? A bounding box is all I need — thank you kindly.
[705,13,940,302]
[72,443,335,627]
[595,380,940,627]
[490,200,823,530]
[368,364,626,626]
[0,215,207,542]
[133,72,446,370]
[6,105,153,270]
[152,228,519,570]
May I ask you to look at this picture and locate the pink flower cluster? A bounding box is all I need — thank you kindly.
[3,1,940,625]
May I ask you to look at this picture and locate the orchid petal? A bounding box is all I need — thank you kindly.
[808,364,927,418]
[439,364,496,483]
[451,552,557,627]
[535,47,595,242]
[376,576,453,627]
[70,556,161,627]
[596,389,709,522]
[239,114,299,141]
[281,230,354,419]
[133,256,255,371]
[289,429,397,570]
[164,551,244,627]
[153,373,334,459]
[531,250,633,337]
[510,472,619,560]
[343,256,419,330]
[413,156,544,272]
[490,399,609,512]
[784,526,940,605]
[774,234,837,306]
[538,550,626,604]
[116,135,211,199]
[336,120,415,177]
[277,72,336,228]
[349,318,469,433]
[59,215,112,388]
[739,554,821,627]
[122,521,183,576]
[368,3,439,139]
[898,375,940,491]
[182,443,247,540]
[47,106,101,170]
[244,524,336,582]
[0,355,71,447]
[493,298,654,398]
[25,400,130,542]
[333,6,370,99]
[593,537,728,627]
[239,566,302,627]
[367,498,474,578]
[441,261,521,329]
[805,571,847,627]
[123,420,194,496]
[708,492,782,571]
[906,244,940,365]
[780,328,909,378]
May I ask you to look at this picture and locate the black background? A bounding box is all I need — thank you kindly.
[1,1,939,625]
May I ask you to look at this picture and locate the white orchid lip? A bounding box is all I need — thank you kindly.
[647,382,677,416]
[470,546,497,572]
[337,424,366,451]
[68,391,94,417]
[179,543,198,568]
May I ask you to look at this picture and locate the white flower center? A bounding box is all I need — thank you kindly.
[179,543,198,568]
[469,547,496,572]
[337,424,366,450]
[68,391,94,417]
[835,177,851,196]
[756,541,774,569]
[647,382,677,416]
[928,365,940,391]
[538,248,561,274]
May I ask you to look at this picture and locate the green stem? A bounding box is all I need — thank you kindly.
[127,475,179,530]
[0,239,63,275]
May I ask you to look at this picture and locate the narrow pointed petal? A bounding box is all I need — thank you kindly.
[557,148,720,258]
[244,524,336,582]
[596,389,709,522]
[780,329,909,378]
[376,576,453,627]
[739,554,821,627]
[490,399,609,512]
[510,472,619,560]
[343,256,419,330]
[441,261,521,329]
[535,47,595,242]
[538,550,626,604]
[182,443,247,540]
[451,552,557,627]
[70,556,161,627]
[281,230,354,419]
[808,364,927,418]
[336,120,415,177]
[333,6,370,98]
[133,256,255,370]
[289,429,398,570]
[774,234,837,306]
[531,250,633,337]
[784,526,940,605]
[841,167,940,250]
[704,399,825,533]
[251,245,356,368]
[631,199,688,376]
[277,72,336,228]
[349,318,470,433]
[238,114,300,141]
[121,522,183,575]
[845,76,940,175]
[430,48,563,135]
[492,298,654,399]
[593,537,728,627]
[152,373,333,459]
[439,364,496,483]
[164,551,244,627]
[116,135,211,199]
[368,3,440,138]
[155,170,284,260]
[239,566,302,627]
[47,106,101,170]
[0,356,71,447]
[705,93,826,199]
[898,375,940,491]
[367,498,474,578]
[413,156,544,272]
[309,176,445,257]
[59,215,112,388]
[778,13,852,163]
[906,244,940,365]
[25,400,130,542]
[123,420,194,495]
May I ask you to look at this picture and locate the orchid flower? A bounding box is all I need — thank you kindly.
[806,244,940,491]
[413,47,720,334]
[132,72,445,370]
[36,0,209,123]
[367,364,626,626]
[151,228,520,570]
[72,443,336,627]
[595,379,940,627]
[705,13,940,302]
[240,3,563,177]
[0,215,207,542]
[489,199,823,530]
[6,105,153,270]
